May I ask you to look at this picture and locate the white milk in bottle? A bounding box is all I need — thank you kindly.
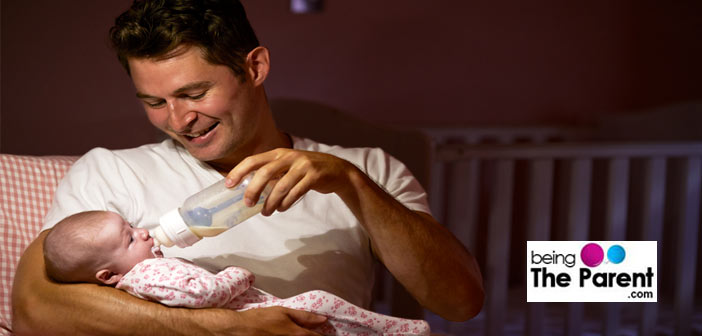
[150,172,272,248]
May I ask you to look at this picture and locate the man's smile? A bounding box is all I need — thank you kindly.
[181,122,220,142]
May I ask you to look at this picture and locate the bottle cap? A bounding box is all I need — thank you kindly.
[158,208,201,248]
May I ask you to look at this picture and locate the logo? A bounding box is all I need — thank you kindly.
[580,243,626,267]
[527,241,657,302]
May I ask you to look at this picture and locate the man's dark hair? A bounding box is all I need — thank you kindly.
[109,0,260,79]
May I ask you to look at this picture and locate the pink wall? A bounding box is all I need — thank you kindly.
[2,0,700,155]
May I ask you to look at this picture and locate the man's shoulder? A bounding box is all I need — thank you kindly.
[70,139,204,183]
[114,139,181,160]
[292,136,388,164]
[80,139,182,165]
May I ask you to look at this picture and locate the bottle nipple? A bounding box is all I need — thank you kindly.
[149,231,165,257]
[150,244,163,258]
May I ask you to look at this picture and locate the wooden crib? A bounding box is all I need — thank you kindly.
[423,127,702,336]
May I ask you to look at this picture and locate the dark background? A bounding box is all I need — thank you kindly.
[1,0,701,155]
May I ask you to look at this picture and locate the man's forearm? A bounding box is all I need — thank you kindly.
[338,168,484,321]
[11,231,225,335]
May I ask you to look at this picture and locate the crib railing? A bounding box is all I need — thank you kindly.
[429,141,702,336]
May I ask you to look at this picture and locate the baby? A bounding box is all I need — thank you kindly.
[43,210,430,336]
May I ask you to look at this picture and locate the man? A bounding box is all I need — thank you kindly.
[12,0,483,334]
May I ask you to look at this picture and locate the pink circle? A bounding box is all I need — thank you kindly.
[581,243,604,267]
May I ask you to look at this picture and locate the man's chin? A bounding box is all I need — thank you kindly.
[176,138,242,170]
[181,144,220,162]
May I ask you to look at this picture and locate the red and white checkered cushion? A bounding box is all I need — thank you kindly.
[0,154,77,334]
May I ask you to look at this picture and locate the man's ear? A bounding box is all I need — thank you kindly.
[96,269,123,285]
[245,46,270,86]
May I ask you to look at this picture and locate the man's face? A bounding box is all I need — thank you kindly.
[94,212,156,276]
[128,46,260,164]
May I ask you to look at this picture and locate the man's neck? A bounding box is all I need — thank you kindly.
[208,130,292,176]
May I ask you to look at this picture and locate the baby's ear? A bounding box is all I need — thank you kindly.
[95,269,123,285]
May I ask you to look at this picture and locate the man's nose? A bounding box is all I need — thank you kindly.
[167,100,197,133]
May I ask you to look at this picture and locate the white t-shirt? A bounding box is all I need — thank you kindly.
[42,136,430,308]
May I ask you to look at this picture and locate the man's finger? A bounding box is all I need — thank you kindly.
[286,308,328,328]
[225,150,278,187]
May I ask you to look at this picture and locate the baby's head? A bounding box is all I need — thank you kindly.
[44,210,161,285]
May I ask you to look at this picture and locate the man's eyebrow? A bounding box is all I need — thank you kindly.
[173,81,213,95]
[135,81,213,99]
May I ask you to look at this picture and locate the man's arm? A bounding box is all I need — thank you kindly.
[340,170,484,321]
[227,148,484,321]
[12,231,326,335]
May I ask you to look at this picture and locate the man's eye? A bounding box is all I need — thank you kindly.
[189,92,206,100]
[129,236,134,244]
[146,101,165,108]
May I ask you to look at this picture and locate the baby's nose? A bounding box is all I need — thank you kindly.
[136,228,150,240]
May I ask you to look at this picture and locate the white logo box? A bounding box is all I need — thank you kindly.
[526,241,657,302]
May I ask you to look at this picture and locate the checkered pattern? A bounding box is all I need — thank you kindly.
[0,154,77,334]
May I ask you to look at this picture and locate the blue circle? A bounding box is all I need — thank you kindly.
[607,245,626,264]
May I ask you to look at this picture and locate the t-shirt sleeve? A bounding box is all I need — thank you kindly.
[41,147,143,231]
[357,147,432,216]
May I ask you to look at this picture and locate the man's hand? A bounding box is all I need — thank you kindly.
[226,307,327,335]
[225,148,356,216]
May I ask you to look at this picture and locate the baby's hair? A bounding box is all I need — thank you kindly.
[44,211,111,284]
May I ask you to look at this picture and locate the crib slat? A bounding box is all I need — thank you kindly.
[674,157,701,336]
[603,158,630,336]
[604,158,629,240]
[526,159,555,240]
[639,157,666,336]
[525,159,554,336]
[565,159,592,239]
[486,159,515,336]
[445,160,481,253]
[640,158,667,240]
[429,160,447,224]
[564,158,592,336]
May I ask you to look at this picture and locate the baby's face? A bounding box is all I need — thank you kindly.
[94,212,159,275]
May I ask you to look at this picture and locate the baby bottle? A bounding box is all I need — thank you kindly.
[150,172,272,248]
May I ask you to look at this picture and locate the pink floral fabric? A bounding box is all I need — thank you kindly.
[117,258,429,335]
